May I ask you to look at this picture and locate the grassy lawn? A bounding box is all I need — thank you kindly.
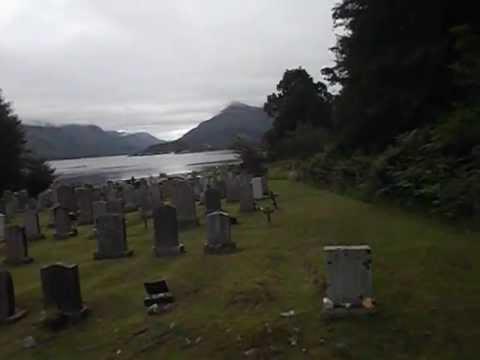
[1,174,480,359]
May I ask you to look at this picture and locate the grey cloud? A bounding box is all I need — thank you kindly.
[0,0,337,139]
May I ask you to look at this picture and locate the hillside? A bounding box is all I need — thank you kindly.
[1,170,480,358]
[24,124,162,160]
[143,103,272,154]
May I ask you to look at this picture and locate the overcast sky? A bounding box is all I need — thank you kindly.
[0,0,337,140]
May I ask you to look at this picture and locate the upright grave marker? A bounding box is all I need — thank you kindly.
[171,180,198,227]
[94,214,133,259]
[76,187,93,225]
[24,209,44,241]
[53,206,77,240]
[3,225,34,265]
[204,187,222,214]
[204,211,236,253]
[40,263,88,320]
[153,205,185,256]
[0,270,27,323]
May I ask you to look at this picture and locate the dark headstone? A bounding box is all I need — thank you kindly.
[171,180,197,227]
[239,182,255,212]
[0,270,27,323]
[94,214,133,259]
[3,225,34,265]
[53,206,77,240]
[56,185,76,212]
[40,263,88,319]
[144,280,174,307]
[152,205,185,256]
[76,187,93,225]
[24,209,44,241]
[204,188,222,214]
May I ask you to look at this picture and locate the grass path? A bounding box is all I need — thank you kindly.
[1,177,480,359]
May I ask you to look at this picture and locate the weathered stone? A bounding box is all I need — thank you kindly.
[204,188,222,214]
[153,205,185,256]
[204,211,236,253]
[53,206,77,240]
[76,187,93,225]
[323,245,373,307]
[251,177,264,200]
[171,180,197,227]
[226,175,241,202]
[56,185,76,212]
[3,225,34,265]
[0,270,28,324]
[40,263,88,319]
[94,214,133,259]
[23,209,44,241]
[143,280,174,307]
[239,182,255,212]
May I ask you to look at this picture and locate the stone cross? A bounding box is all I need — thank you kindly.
[94,214,133,259]
[205,211,236,253]
[171,180,198,228]
[23,209,44,241]
[153,205,185,256]
[323,245,373,307]
[204,187,222,214]
[3,225,34,265]
[0,270,27,324]
[76,187,93,225]
[40,263,88,319]
[53,206,77,240]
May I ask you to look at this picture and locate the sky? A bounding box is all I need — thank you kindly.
[0,0,337,140]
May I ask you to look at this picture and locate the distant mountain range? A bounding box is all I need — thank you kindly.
[141,102,273,155]
[24,124,162,160]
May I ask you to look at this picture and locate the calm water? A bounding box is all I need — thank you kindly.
[49,150,240,184]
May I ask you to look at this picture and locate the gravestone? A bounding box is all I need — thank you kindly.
[204,187,222,214]
[136,187,152,216]
[76,187,93,225]
[150,183,165,209]
[323,245,373,309]
[204,211,236,253]
[171,181,198,227]
[226,175,241,202]
[251,177,264,200]
[40,263,88,319]
[94,214,133,259]
[92,201,107,223]
[239,182,255,212]
[53,206,77,240]
[106,199,123,214]
[3,225,34,265]
[56,185,76,212]
[0,213,5,242]
[144,280,174,307]
[0,270,27,323]
[24,209,44,241]
[122,185,137,212]
[153,205,185,256]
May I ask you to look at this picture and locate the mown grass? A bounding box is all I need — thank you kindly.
[1,175,480,359]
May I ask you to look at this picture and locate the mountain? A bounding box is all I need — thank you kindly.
[24,124,163,160]
[141,102,272,154]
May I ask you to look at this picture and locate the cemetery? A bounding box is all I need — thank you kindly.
[0,165,479,359]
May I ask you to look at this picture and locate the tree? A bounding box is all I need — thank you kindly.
[0,90,55,196]
[263,68,333,157]
[0,90,26,194]
[322,0,478,151]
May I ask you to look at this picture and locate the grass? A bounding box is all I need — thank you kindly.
[1,175,480,359]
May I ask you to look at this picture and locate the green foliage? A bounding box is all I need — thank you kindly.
[263,68,332,157]
[0,90,26,193]
[0,89,55,196]
[232,138,267,176]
